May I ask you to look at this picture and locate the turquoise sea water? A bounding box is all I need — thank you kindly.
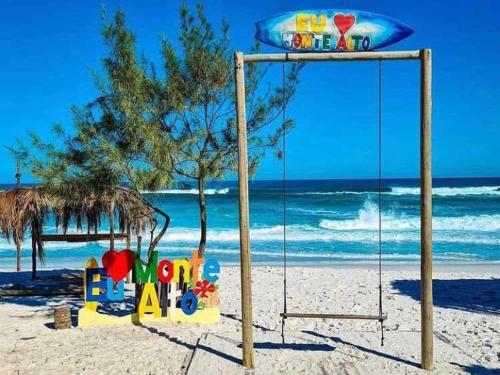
[1,177,499,269]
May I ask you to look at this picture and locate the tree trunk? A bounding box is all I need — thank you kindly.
[197,178,207,258]
[147,207,170,257]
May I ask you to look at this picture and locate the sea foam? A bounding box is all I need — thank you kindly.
[318,200,500,232]
[291,185,500,197]
[389,186,500,196]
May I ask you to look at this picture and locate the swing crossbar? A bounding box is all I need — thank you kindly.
[243,50,421,63]
[280,312,387,321]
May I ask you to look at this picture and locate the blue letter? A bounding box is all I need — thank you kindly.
[106,278,125,301]
[86,267,108,302]
[362,36,371,51]
[203,258,220,283]
[181,291,198,315]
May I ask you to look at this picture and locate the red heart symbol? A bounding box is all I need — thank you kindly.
[102,249,136,282]
[334,14,356,34]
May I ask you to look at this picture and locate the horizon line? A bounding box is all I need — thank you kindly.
[2,175,500,185]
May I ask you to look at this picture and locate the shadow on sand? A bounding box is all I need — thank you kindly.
[303,330,420,368]
[221,312,274,332]
[0,269,136,328]
[135,324,242,366]
[391,278,500,315]
[451,362,500,375]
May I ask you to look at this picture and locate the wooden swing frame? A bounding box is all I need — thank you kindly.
[234,49,433,370]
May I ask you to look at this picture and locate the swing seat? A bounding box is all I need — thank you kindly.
[280,312,387,321]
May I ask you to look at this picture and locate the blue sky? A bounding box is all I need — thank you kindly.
[0,0,499,183]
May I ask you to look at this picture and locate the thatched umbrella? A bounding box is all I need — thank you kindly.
[0,186,165,279]
[0,187,50,274]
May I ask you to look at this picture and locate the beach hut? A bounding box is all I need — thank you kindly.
[0,186,162,279]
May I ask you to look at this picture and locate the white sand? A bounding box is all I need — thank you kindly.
[0,265,499,374]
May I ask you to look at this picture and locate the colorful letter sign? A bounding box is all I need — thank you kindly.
[255,9,413,52]
[78,250,220,326]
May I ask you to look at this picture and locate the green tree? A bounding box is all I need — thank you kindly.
[19,4,302,258]
[16,8,174,257]
[156,4,302,256]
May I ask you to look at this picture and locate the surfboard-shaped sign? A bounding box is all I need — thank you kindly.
[255,9,413,52]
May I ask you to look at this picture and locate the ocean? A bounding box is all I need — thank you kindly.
[1,177,499,269]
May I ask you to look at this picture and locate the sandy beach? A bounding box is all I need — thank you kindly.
[1,264,499,374]
[1,0,500,374]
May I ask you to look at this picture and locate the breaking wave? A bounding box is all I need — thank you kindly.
[318,201,500,232]
[291,186,500,197]
[389,186,500,197]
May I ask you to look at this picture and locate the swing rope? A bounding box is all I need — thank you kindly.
[281,61,288,344]
[280,60,385,347]
[378,59,385,346]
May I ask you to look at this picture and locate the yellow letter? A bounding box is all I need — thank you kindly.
[83,257,99,311]
[190,250,204,283]
[301,34,313,49]
[311,14,326,33]
[138,283,161,318]
[347,36,353,50]
[296,13,309,32]
[173,259,191,283]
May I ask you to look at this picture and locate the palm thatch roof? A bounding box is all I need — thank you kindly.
[0,187,50,261]
[49,186,155,235]
[0,186,156,264]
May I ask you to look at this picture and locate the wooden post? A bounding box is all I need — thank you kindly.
[134,235,143,312]
[109,201,115,251]
[126,223,132,283]
[234,51,255,369]
[420,48,433,370]
[16,243,22,272]
[31,223,37,280]
[15,160,21,272]
[126,224,131,249]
